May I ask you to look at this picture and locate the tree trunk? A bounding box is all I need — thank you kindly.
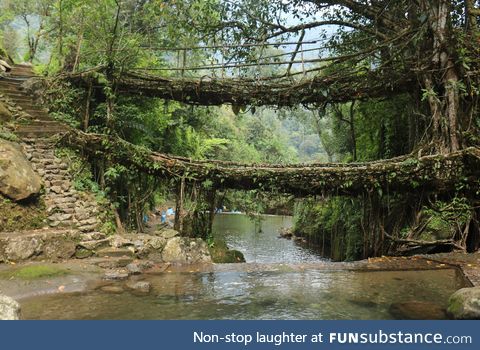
[174,177,185,234]
[420,0,462,153]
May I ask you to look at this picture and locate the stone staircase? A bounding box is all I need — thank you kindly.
[0,64,105,239]
[0,64,67,137]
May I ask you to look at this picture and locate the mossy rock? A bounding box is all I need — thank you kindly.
[209,240,246,263]
[75,248,94,259]
[447,287,480,319]
[423,216,454,240]
[0,265,68,280]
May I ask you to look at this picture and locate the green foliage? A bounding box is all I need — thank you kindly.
[293,197,364,261]
[420,197,473,241]
[0,127,20,142]
[44,79,84,128]
[55,148,99,193]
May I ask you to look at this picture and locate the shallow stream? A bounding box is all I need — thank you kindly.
[19,214,467,319]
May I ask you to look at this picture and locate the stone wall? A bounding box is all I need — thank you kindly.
[21,138,107,238]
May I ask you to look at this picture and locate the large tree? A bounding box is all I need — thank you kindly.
[74,0,479,155]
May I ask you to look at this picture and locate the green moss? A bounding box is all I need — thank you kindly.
[0,265,68,280]
[447,295,464,318]
[0,195,47,231]
[423,216,454,240]
[209,240,246,263]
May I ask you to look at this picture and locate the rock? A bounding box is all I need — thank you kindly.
[209,240,245,263]
[389,301,446,320]
[125,281,151,295]
[43,240,76,260]
[278,227,293,239]
[84,218,98,225]
[0,101,13,122]
[161,237,212,264]
[103,270,129,280]
[126,263,142,275]
[148,236,167,250]
[0,295,20,320]
[81,232,106,241]
[223,249,246,263]
[97,257,133,269]
[109,235,134,248]
[50,186,62,194]
[447,287,480,319]
[0,139,42,201]
[75,248,93,259]
[158,229,180,240]
[100,285,125,294]
[48,213,73,222]
[78,238,110,250]
[0,59,12,72]
[5,236,43,261]
[97,247,134,258]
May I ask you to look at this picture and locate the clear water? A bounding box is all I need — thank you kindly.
[21,269,465,320]
[212,214,323,263]
[19,214,467,320]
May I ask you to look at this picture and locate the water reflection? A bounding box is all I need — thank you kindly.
[212,214,323,263]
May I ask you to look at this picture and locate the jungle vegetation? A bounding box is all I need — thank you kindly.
[1,0,479,260]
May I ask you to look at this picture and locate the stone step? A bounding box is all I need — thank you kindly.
[0,79,23,86]
[9,70,35,77]
[5,98,33,105]
[20,121,65,128]
[48,220,75,228]
[17,123,67,129]
[78,238,110,250]
[28,117,54,122]
[2,92,31,98]
[0,89,22,96]
[96,247,134,258]
[15,130,68,137]
[12,66,34,73]
[16,128,68,135]
[21,111,51,118]
[18,106,50,113]
[81,232,107,241]
[13,103,46,110]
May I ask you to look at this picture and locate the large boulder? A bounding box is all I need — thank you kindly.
[0,295,20,320]
[0,139,42,201]
[447,287,480,319]
[162,237,212,264]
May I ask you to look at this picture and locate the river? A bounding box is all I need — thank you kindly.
[212,214,323,263]
[20,214,467,319]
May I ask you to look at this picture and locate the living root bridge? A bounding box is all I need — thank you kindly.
[65,69,413,106]
[62,129,480,196]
